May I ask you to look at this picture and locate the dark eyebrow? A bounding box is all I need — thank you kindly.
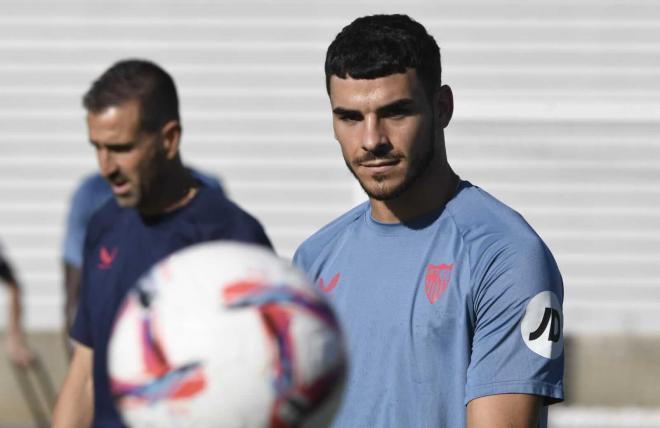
[376,98,416,116]
[332,98,417,119]
[89,140,136,150]
[332,107,364,122]
[332,107,359,116]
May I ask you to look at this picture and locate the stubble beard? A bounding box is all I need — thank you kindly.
[346,138,435,202]
[343,104,439,201]
[135,140,171,214]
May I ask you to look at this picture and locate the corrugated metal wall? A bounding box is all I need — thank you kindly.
[0,0,658,334]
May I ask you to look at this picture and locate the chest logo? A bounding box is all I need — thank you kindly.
[425,264,453,304]
[318,273,340,294]
[98,246,118,270]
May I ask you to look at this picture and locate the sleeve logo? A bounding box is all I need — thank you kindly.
[520,291,563,359]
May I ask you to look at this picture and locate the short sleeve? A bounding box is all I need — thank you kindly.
[465,236,564,405]
[292,248,303,269]
[69,235,94,347]
[226,208,273,250]
[243,220,273,250]
[62,190,86,267]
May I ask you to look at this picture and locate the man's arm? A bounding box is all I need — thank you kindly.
[465,237,564,418]
[0,257,35,368]
[53,341,94,428]
[5,280,35,367]
[467,393,542,428]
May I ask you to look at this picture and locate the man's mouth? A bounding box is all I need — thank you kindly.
[109,178,131,196]
[358,158,400,174]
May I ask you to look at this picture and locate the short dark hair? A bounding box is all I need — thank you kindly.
[83,59,179,133]
[325,14,441,98]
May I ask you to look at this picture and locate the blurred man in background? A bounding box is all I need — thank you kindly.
[53,59,272,427]
[0,241,35,368]
[61,169,222,356]
[294,14,564,427]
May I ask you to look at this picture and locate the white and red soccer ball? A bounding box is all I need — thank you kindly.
[108,242,345,427]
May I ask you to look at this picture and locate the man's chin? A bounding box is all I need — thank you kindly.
[113,194,138,208]
[359,179,407,202]
[348,163,413,201]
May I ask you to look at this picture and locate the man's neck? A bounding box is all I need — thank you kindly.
[369,162,458,224]
[138,165,198,217]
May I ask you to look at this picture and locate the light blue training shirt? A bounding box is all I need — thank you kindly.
[293,180,564,427]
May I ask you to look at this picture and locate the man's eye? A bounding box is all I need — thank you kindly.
[384,110,411,119]
[109,145,133,153]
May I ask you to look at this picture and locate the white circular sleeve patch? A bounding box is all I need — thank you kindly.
[520,291,563,359]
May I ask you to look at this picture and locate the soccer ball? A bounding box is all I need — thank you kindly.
[108,242,345,427]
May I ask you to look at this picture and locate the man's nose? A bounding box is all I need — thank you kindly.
[97,148,117,178]
[362,115,392,156]
[362,115,389,154]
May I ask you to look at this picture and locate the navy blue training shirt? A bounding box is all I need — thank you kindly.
[70,185,272,427]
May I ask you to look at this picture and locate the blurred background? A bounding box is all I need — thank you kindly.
[0,0,659,426]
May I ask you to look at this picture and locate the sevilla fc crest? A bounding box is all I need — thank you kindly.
[425,264,453,304]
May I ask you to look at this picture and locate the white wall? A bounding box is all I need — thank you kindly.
[0,0,658,334]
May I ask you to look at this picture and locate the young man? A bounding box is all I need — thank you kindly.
[53,59,272,427]
[294,15,564,427]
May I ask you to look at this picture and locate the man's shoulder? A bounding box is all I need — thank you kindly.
[448,182,560,287]
[71,173,110,206]
[448,181,544,248]
[188,167,222,191]
[294,202,368,270]
[299,201,369,251]
[76,172,107,192]
[187,187,272,247]
[190,186,254,224]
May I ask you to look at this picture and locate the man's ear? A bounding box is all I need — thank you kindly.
[159,120,182,160]
[434,85,453,129]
